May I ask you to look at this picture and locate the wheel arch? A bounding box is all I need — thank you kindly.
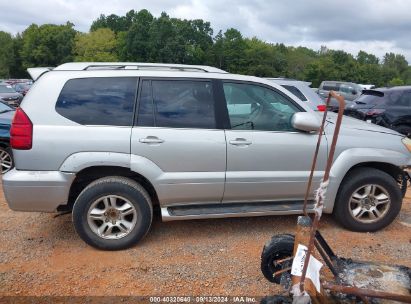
[323,148,408,213]
[61,165,159,212]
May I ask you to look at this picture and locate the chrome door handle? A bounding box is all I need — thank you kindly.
[229,138,252,146]
[139,136,164,144]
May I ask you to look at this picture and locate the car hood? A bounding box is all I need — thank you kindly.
[0,92,21,99]
[321,112,402,136]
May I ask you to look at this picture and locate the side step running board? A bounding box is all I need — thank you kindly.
[161,201,314,221]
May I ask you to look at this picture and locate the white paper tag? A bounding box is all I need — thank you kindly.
[291,244,323,293]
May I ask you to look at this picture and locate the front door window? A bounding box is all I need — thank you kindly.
[223,82,299,132]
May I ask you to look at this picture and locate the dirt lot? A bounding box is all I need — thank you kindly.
[0,185,410,299]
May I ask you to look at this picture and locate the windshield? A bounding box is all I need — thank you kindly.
[0,101,13,111]
[0,85,16,93]
[355,93,386,105]
[15,83,30,90]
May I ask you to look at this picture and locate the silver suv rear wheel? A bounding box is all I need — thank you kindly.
[73,176,153,250]
[87,195,138,240]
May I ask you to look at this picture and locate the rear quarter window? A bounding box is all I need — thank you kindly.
[55,77,137,126]
[281,85,307,101]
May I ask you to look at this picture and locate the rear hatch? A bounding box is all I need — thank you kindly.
[345,90,387,119]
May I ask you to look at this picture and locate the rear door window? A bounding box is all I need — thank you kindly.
[137,79,216,129]
[56,77,137,126]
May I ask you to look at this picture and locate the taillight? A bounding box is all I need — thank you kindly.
[366,109,385,116]
[10,108,33,150]
[317,104,327,112]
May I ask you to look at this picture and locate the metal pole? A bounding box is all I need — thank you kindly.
[299,91,345,293]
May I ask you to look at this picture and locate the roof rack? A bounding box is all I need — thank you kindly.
[53,62,227,73]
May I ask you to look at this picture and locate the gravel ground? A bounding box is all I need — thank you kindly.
[0,184,410,299]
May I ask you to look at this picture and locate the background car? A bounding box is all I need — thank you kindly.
[266,78,326,111]
[13,82,32,96]
[0,99,15,174]
[317,81,363,111]
[0,83,23,107]
[345,86,411,136]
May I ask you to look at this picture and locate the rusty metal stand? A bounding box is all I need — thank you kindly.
[263,91,411,303]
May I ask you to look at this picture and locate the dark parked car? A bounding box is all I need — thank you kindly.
[0,84,23,107]
[13,83,31,96]
[0,99,15,173]
[345,86,411,135]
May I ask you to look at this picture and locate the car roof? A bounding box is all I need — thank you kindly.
[365,86,411,94]
[26,62,316,113]
[266,78,312,87]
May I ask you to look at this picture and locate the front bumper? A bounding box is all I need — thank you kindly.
[2,169,75,212]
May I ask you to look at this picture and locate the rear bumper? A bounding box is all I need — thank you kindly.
[2,169,75,212]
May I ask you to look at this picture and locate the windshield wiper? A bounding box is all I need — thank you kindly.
[232,121,254,129]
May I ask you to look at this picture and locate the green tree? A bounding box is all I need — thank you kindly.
[20,22,76,68]
[388,77,404,87]
[10,34,26,78]
[220,28,246,73]
[357,50,379,65]
[74,28,118,61]
[242,38,283,77]
[124,9,154,61]
[90,10,136,33]
[0,31,14,78]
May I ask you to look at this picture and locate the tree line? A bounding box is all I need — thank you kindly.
[0,9,410,87]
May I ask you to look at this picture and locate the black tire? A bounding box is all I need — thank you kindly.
[261,234,294,283]
[334,168,402,232]
[394,124,411,137]
[72,176,153,250]
[397,173,408,198]
[0,146,14,174]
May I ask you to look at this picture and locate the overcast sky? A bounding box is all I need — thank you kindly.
[1,0,410,62]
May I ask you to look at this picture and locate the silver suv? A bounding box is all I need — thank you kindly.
[3,62,411,250]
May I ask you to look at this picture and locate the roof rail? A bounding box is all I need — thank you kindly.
[54,62,227,73]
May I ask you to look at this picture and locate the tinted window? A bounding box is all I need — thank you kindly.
[223,82,299,132]
[56,78,137,126]
[396,91,411,107]
[137,80,154,126]
[150,80,216,129]
[281,85,307,101]
[322,83,340,91]
[356,94,386,105]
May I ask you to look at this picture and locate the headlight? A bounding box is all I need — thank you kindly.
[402,137,411,152]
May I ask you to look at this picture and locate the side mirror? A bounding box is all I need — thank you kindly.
[291,112,321,132]
[352,90,357,95]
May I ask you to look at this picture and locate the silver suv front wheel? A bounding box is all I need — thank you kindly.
[334,168,402,232]
[348,184,391,224]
